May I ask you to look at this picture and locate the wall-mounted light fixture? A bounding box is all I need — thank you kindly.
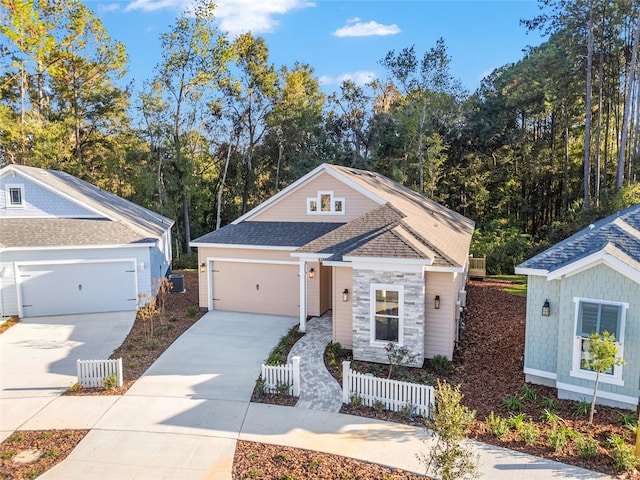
[434,295,441,309]
[200,262,206,273]
[309,268,315,279]
[542,299,550,317]
[343,288,349,302]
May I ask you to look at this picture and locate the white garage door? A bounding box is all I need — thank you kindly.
[19,261,138,317]
[212,261,299,316]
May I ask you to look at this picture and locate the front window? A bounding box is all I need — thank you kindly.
[371,284,403,344]
[6,184,24,208]
[572,298,626,384]
[307,191,345,215]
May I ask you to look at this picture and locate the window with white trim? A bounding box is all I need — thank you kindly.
[6,184,24,208]
[572,298,626,384]
[307,191,345,215]
[370,284,403,344]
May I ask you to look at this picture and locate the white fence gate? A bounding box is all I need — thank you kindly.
[261,356,300,396]
[77,358,123,388]
[342,361,434,417]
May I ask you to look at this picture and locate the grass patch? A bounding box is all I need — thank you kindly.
[490,275,527,297]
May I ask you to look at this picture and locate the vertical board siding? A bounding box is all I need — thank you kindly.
[425,271,457,360]
[333,266,353,349]
[342,361,434,416]
[77,358,123,388]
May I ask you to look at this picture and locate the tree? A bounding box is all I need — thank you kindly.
[583,331,625,424]
[420,380,479,480]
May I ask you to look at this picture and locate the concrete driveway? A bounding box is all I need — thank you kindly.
[0,312,136,440]
[38,311,298,480]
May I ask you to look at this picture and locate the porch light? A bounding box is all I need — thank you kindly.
[309,268,315,279]
[542,299,550,317]
[200,262,206,273]
[343,288,349,302]
[434,295,440,309]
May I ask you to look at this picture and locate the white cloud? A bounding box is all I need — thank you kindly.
[332,19,401,37]
[319,71,376,86]
[124,0,315,36]
[97,3,121,13]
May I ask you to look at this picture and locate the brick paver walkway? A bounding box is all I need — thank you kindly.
[287,313,343,412]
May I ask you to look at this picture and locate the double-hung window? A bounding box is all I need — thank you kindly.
[5,184,24,208]
[572,298,626,384]
[370,284,403,344]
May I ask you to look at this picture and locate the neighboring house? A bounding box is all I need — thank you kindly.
[191,163,474,365]
[0,164,174,318]
[515,204,640,410]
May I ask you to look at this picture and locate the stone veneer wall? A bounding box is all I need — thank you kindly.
[352,269,425,366]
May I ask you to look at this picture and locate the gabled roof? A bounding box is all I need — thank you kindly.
[516,203,640,276]
[191,221,344,248]
[193,163,474,268]
[0,165,173,248]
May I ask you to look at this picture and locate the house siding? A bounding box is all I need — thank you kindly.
[251,171,380,223]
[0,173,95,217]
[351,269,424,366]
[524,275,560,376]
[554,264,640,406]
[306,261,321,317]
[424,271,458,360]
[333,266,353,349]
[0,246,151,316]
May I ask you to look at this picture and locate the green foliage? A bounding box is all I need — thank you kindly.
[102,372,119,390]
[385,342,418,379]
[573,400,590,418]
[506,413,526,429]
[501,395,524,412]
[274,381,292,396]
[472,225,533,275]
[254,378,266,397]
[485,412,510,437]
[266,326,303,365]
[185,306,199,317]
[541,397,559,411]
[540,409,562,424]
[373,400,385,413]
[171,253,198,270]
[326,341,342,366]
[574,434,599,460]
[349,394,363,408]
[399,403,415,421]
[431,354,453,376]
[516,420,539,445]
[546,427,575,452]
[607,434,640,472]
[520,384,537,401]
[619,413,637,428]
[420,380,478,480]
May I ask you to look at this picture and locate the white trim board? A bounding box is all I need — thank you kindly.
[556,381,638,406]
[190,242,296,250]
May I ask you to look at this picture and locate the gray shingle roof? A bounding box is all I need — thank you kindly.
[0,218,151,248]
[191,221,344,247]
[517,203,640,272]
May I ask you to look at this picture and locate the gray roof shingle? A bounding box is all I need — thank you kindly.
[517,203,640,272]
[191,221,344,247]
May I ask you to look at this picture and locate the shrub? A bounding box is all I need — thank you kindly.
[102,372,119,390]
[573,400,590,418]
[501,395,524,411]
[373,400,385,413]
[385,342,418,379]
[326,341,342,366]
[67,383,84,393]
[431,354,453,376]
[254,378,266,397]
[540,409,562,424]
[517,420,539,445]
[520,383,537,401]
[607,434,640,472]
[366,364,382,376]
[547,427,569,452]
[350,394,363,408]
[399,403,416,421]
[274,381,291,396]
[185,305,199,317]
[575,434,599,460]
[542,396,559,411]
[485,412,510,438]
[619,413,637,428]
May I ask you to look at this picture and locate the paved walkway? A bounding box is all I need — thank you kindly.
[288,314,342,411]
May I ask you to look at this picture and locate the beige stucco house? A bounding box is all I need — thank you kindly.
[191,163,474,364]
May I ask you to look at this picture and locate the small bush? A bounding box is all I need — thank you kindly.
[485,411,510,438]
[373,399,385,413]
[366,364,382,376]
[501,395,524,411]
[254,378,266,397]
[540,409,562,424]
[573,400,590,418]
[399,403,415,421]
[326,341,342,366]
[102,372,119,390]
[619,413,637,428]
[547,427,569,452]
[542,396,559,411]
[419,372,436,385]
[507,412,526,429]
[274,381,291,396]
[431,354,453,376]
[67,383,84,393]
[350,394,363,408]
[575,434,599,460]
[608,434,640,472]
[517,420,539,445]
[186,305,199,317]
[520,383,537,401]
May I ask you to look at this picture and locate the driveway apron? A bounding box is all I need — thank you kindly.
[39,311,298,480]
[0,312,136,442]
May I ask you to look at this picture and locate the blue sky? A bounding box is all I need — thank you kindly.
[88,0,546,95]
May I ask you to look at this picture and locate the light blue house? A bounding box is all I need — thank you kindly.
[0,165,174,318]
[515,204,640,410]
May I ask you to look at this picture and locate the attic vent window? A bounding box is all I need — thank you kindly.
[307,191,345,215]
[6,184,25,208]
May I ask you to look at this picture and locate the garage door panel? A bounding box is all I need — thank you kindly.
[212,262,298,316]
[20,262,137,317]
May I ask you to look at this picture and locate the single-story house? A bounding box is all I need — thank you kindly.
[0,164,174,318]
[191,163,474,365]
[515,203,640,410]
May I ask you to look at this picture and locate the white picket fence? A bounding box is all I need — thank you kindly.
[342,361,434,417]
[261,356,300,396]
[77,358,123,388]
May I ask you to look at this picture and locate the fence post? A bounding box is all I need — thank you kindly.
[291,356,300,397]
[342,360,351,404]
[116,358,123,387]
